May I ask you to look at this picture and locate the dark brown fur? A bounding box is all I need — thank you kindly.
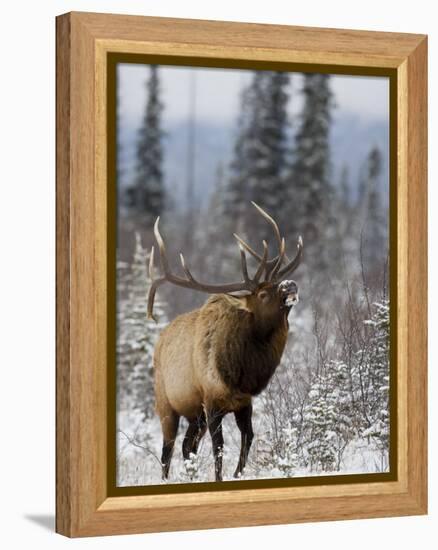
[208,295,288,396]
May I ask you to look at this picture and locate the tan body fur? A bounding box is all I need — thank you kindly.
[155,294,288,419]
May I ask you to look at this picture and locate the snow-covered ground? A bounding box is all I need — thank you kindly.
[116,399,388,487]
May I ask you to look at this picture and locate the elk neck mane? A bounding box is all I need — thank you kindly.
[200,294,289,396]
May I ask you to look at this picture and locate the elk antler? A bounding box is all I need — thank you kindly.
[233,202,303,282]
[277,235,303,279]
[147,218,269,321]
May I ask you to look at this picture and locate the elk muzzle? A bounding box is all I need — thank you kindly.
[278,280,299,308]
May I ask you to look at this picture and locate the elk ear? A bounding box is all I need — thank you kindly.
[223,294,252,312]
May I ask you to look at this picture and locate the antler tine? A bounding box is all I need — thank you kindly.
[154,217,170,273]
[251,201,283,255]
[148,246,155,280]
[235,231,290,278]
[147,244,166,321]
[179,253,196,283]
[147,219,176,321]
[235,204,293,280]
[237,243,251,284]
[147,278,165,322]
[276,236,304,280]
[233,233,263,262]
[268,237,286,281]
[254,240,268,283]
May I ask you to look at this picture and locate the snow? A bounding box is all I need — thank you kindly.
[116,400,388,487]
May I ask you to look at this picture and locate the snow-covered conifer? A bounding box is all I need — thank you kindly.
[126,65,165,219]
[361,300,390,457]
[300,359,353,471]
[287,73,334,256]
[117,233,167,419]
[224,71,291,241]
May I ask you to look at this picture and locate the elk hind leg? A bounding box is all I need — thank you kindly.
[233,404,254,478]
[159,409,180,480]
[182,411,207,461]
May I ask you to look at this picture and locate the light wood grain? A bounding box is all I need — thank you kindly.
[76,11,423,65]
[56,11,428,537]
[56,13,71,537]
[396,59,409,488]
[406,37,428,510]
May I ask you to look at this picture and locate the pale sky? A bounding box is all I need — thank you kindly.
[118,63,389,127]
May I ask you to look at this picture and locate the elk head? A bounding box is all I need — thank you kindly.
[147,201,303,322]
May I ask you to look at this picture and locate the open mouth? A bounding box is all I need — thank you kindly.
[284,293,299,307]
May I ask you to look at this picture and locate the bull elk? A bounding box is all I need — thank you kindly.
[147,202,303,481]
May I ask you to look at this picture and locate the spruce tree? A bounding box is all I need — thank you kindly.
[329,164,353,270]
[224,72,263,222]
[224,71,290,243]
[117,233,167,419]
[361,300,390,458]
[339,164,350,207]
[251,71,290,212]
[126,65,165,219]
[288,73,333,245]
[300,359,353,471]
[358,146,387,272]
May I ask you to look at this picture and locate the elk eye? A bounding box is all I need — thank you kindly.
[258,290,269,302]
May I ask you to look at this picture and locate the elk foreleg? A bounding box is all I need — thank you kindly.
[233,404,254,478]
[182,412,207,460]
[207,408,225,481]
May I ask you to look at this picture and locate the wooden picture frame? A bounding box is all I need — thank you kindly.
[56,11,427,537]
